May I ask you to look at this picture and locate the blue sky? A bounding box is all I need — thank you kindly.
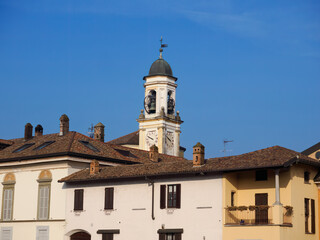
[1,0,319,159]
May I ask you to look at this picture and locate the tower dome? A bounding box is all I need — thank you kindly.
[143,58,177,80]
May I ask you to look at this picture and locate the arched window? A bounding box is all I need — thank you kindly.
[37,170,52,220]
[2,173,16,221]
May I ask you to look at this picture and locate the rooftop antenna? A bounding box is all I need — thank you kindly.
[159,36,168,59]
[87,124,94,138]
[222,139,233,157]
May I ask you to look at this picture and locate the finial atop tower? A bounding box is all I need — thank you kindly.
[159,36,168,59]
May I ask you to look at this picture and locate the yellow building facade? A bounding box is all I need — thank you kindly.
[223,164,319,240]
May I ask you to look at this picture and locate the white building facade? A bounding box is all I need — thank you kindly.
[62,161,223,240]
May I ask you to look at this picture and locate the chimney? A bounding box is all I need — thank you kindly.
[193,142,205,166]
[149,145,159,162]
[59,114,69,136]
[24,123,33,140]
[35,124,43,137]
[94,122,105,142]
[90,160,100,175]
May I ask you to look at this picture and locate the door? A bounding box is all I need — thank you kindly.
[255,193,268,224]
[70,232,91,240]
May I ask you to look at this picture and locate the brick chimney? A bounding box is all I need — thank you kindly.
[35,124,43,137]
[90,160,100,175]
[94,122,105,142]
[59,114,69,136]
[24,123,33,140]
[193,142,205,166]
[149,145,159,162]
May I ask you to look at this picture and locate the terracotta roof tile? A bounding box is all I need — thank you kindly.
[59,146,320,183]
[107,131,139,145]
[0,132,185,164]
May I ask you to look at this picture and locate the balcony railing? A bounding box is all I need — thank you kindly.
[225,206,273,225]
[225,205,293,226]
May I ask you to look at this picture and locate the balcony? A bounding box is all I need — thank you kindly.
[225,205,293,226]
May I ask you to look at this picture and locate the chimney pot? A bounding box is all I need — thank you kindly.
[90,160,100,175]
[24,123,33,140]
[94,122,105,142]
[59,114,69,136]
[149,145,159,162]
[193,142,205,166]
[35,124,43,137]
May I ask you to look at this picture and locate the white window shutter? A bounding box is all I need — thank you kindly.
[36,226,49,240]
[1,227,13,240]
[3,189,13,221]
[38,186,49,220]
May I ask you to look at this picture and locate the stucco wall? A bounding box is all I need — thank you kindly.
[64,175,223,240]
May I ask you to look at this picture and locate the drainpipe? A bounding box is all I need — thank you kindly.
[146,177,155,220]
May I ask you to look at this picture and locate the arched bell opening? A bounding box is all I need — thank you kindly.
[144,90,157,114]
[167,90,175,115]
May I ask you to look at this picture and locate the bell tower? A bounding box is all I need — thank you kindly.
[137,38,183,157]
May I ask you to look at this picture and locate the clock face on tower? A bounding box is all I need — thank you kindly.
[165,131,174,152]
[146,130,158,149]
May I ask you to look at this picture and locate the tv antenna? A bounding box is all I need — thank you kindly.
[87,124,94,138]
[159,36,168,59]
[222,139,233,156]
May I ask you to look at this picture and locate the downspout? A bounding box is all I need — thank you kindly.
[146,177,155,220]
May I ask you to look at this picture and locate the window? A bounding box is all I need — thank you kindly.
[97,230,120,240]
[158,229,183,240]
[79,140,100,152]
[34,141,55,150]
[105,188,114,210]
[36,226,49,240]
[160,184,181,209]
[256,170,268,181]
[74,189,84,211]
[12,143,34,153]
[304,171,310,183]
[231,191,235,207]
[2,173,15,221]
[37,170,52,220]
[1,227,12,240]
[305,198,316,234]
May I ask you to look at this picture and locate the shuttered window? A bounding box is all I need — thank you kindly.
[36,226,49,240]
[104,188,114,210]
[311,199,315,234]
[74,189,84,211]
[160,185,166,209]
[1,227,12,240]
[159,233,182,240]
[102,233,113,240]
[2,188,13,221]
[160,184,181,209]
[38,185,50,220]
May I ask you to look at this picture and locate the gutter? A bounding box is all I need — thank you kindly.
[146,177,155,220]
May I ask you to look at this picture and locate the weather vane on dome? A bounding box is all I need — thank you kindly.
[159,36,168,59]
